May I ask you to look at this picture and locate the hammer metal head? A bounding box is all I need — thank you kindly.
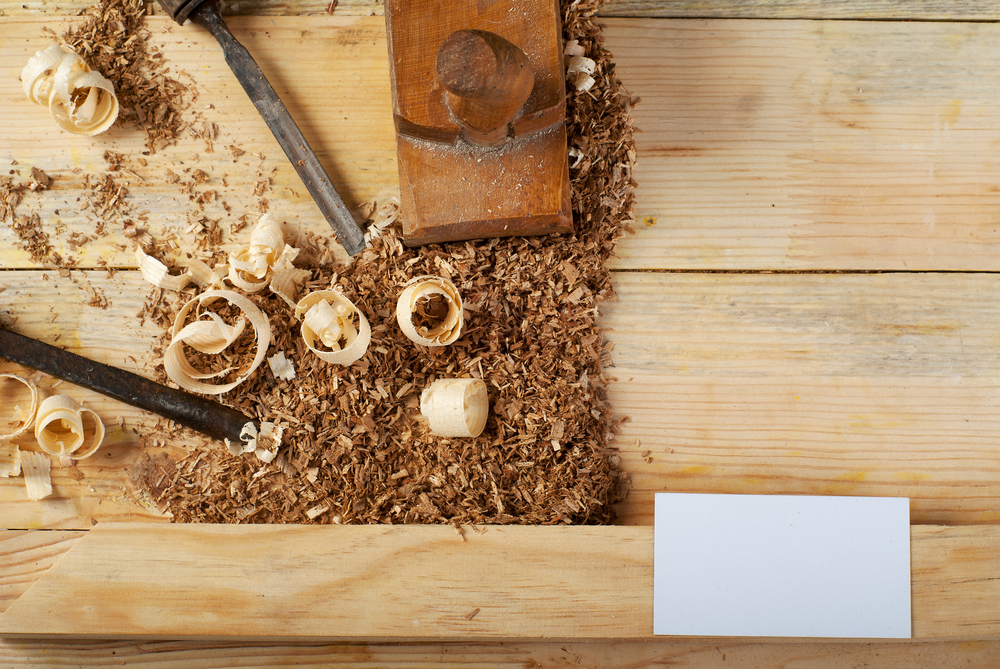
[156,0,218,24]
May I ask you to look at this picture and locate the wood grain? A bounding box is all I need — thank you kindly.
[2,16,397,270]
[0,531,83,615]
[1,270,998,529]
[0,638,996,668]
[599,1,1000,20]
[0,523,996,640]
[7,1,1000,20]
[602,271,1000,526]
[8,18,1000,270]
[605,19,1000,270]
[1,1,999,662]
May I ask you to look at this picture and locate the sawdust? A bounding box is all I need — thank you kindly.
[136,0,636,526]
[62,0,196,153]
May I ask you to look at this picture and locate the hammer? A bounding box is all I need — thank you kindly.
[156,0,366,256]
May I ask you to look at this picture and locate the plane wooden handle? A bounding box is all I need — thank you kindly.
[436,29,536,146]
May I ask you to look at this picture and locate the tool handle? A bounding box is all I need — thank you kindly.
[191,4,367,256]
[436,30,535,146]
[0,327,258,445]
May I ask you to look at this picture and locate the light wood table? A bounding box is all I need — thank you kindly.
[0,1,997,666]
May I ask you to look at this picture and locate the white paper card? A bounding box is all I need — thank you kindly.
[654,493,910,638]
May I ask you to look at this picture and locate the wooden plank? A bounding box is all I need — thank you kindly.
[2,16,397,269]
[0,523,996,640]
[8,0,1000,21]
[602,271,1000,526]
[3,529,994,664]
[0,531,83,615]
[604,19,1000,270]
[9,17,1000,272]
[599,1,1000,20]
[2,270,999,529]
[1,638,998,668]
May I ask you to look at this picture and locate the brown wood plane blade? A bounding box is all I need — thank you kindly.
[385,0,573,246]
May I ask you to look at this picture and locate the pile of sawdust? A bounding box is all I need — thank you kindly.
[130,0,637,525]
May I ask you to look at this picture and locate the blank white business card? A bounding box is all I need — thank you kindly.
[654,493,910,638]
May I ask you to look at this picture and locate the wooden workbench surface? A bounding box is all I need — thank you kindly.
[1,0,998,666]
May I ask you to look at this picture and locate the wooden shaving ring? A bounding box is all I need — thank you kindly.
[295,290,371,366]
[165,290,271,395]
[21,44,119,136]
[395,276,463,346]
[420,378,489,438]
[34,394,106,458]
[0,374,39,440]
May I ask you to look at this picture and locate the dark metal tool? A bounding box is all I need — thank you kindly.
[0,327,259,444]
[157,0,366,256]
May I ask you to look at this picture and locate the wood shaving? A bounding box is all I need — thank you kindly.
[0,374,39,441]
[22,451,53,501]
[34,394,106,459]
[21,44,120,136]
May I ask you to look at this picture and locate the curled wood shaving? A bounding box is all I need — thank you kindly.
[228,214,311,305]
[63,0,194,153]
[135,246,193,291]
[135,247,227,291]
[421,378,489,438]
[566,55,597,93]
[165,290,271,395]
[0,374,39,440]
[34,394,106,458]
[229,214,289,290]
[395,276,464,347]
[21,450,53,501]
[295,290,371,366]
[364,196,401,245]
[21,44,119,136]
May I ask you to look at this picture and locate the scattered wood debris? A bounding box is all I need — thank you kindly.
[62,0,196,153]
[137,0,636,526]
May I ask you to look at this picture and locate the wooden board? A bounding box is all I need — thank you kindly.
[1,1,999,665]
[7,0,1000,20]
[603,272,1000,526]
[0,638,997,668]
[599,1,1000,20]
[2,530,996,665]
[7,17,1000,269]
[1,523,997,640]
[1,270,998,528]
[606,19,1000,270]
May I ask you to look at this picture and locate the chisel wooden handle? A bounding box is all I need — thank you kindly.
[0,327,258,445]
[157,0,367,256]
